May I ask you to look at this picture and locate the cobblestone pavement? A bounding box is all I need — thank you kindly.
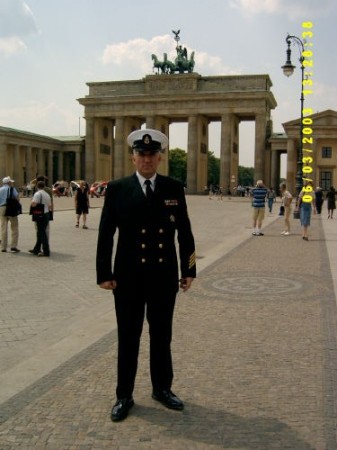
[0,195,337,449]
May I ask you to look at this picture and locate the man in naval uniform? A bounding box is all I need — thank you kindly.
[96,129,196,422]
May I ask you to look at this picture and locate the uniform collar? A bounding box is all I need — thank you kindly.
[136,171,157,187]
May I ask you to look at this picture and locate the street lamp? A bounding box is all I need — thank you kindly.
[281,33,305,197]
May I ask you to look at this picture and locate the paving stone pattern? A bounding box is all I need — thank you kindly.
[0,196,336,449]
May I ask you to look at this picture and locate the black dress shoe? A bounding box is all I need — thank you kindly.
[111,398,134,422]
[152,390,184,410]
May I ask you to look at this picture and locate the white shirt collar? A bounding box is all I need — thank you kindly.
[136,172,157,188]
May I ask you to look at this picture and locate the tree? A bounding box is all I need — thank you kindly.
[207,151,219,186]
[168,148,187,184]
[169,148,254,189]
[238,166,254,186]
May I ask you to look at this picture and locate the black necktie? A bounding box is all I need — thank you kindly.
[145,179,154,199]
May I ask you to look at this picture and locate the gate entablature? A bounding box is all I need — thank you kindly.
[85,72,274,97]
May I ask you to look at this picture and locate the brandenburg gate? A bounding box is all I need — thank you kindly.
[78,72,277,193]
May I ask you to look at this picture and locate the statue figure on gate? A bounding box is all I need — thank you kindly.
[172,29,180,42]
[151,30,195,75]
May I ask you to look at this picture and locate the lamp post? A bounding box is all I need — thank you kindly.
[281,34,305,197]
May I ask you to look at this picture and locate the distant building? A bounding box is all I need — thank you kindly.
[0,126,85,188]
[269,109,337,193]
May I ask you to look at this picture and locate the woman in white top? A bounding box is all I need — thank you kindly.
[280,183,293,235]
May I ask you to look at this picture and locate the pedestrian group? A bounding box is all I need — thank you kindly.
[0,175,91,255]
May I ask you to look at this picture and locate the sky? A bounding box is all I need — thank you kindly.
[0,0,336,168]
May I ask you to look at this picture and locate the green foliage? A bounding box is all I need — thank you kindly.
[168,148,187,184]
[168,148,254,187]
[238,166,254,186]
[207,151,220,186]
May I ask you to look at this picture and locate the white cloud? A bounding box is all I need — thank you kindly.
[196,52,240,75]
[102,35,175,74]
[0,101,79,136]
[101,34,237,76]
[0,36,26,55]
[0,0,39,55]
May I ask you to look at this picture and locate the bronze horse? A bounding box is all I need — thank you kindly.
[152,51,195,74]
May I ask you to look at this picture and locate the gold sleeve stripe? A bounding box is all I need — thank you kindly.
[188,252,196,269]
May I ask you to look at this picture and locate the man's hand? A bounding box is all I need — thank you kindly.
[99,280,117,290]
[179,277,193,293]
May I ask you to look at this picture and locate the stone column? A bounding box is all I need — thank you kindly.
[146,116,155,129]
[85,118,95,183]
[197,116,209,193]
[0,142,6,176]
[270,149,279,190]
[13,145,20,184]
[286,139,296,195]
[231,116,240,191]
[58,151,64,182]
[48,150,53,183]
[75,151,81,180]
[114,117,125,179]
[26,146,33,184]
[37,148,44,175]
[254,113,267,183]
[32,148,38,179]
[153,116,170,176]
[125,118,143,175]
[220,114,232,191]
[186,115,198,194]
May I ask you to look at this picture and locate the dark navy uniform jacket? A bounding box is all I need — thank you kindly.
[96,173,196,291]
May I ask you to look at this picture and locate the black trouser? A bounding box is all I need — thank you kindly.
[113,282,177,399]
[316,200,323,214]
[33,214,50,255]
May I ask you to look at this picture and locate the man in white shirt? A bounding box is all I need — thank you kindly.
[0,176,20,253]
[30,181,52,257]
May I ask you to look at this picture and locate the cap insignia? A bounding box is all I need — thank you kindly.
[143,134,151,145]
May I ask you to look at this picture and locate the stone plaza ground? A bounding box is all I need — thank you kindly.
[0,195,337,449]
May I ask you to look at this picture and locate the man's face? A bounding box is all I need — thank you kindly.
[132,151,161,178]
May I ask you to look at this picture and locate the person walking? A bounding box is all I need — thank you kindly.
[74,180,89,228]
[279,182,293,235]
[315,187,324,215]
[251,180,268,236]
[29,181,52,256]
[267,187,276,213]
[96,129,196,422]
[326,186,336,219]
[298,181,316,241]
[0,176,21,253]
[35,175,54,244]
